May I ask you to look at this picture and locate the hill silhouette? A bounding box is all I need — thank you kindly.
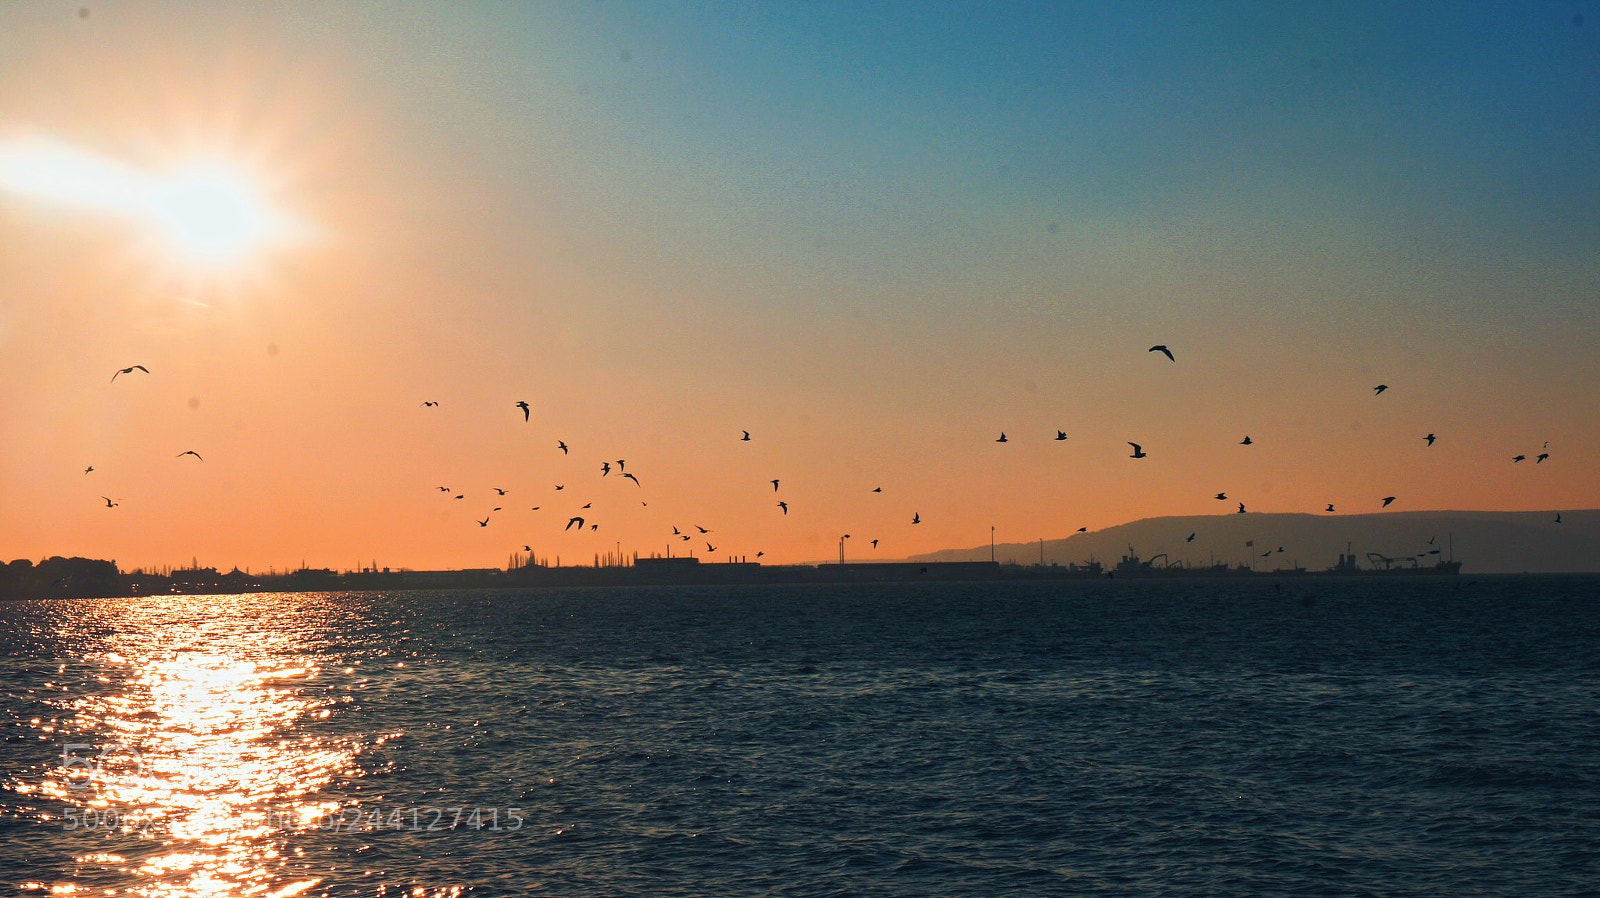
[906,510,1600,574]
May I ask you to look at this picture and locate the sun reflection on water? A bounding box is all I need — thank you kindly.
[30,595,358,896]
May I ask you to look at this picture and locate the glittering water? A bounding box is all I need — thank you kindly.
[3,576,1599,896]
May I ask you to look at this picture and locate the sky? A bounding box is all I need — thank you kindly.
[2,1,1597,573]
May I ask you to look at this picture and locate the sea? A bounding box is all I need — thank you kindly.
[2,575,1598,897]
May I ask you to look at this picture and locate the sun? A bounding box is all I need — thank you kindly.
[0,136,308,269]
[148,163,281,265]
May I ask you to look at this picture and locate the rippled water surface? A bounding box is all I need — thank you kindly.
[3,576,1599,896]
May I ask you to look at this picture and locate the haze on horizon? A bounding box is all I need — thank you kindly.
[2,2,1596,574]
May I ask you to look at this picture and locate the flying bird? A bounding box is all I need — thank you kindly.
[1186,533,1195,542]
[1382,496,1396,507]
[872,487,882,493]
[1149,345,1174,361]
[1240,436,1252,445]
[515,401,530,421]
[589,524,598,531]
[555,484,564,490]
[1238,502,1246,514]
[777,501,788,514]
[1425,433,1436,446]
[176,450,203,460]
[421,401,438,407]
[616,460,626,472]
[558,441,568,454]
[1512,455,1525,463]
[1055,431,1067,441]
[565,516,584,531]
[494,488,507,495]
[477,517,490,527]
[706,543,716,552]
[84,466,93,474]
[110,365,149,382]
[696,526,711,533]
[1077,527,1087,532]
[1556,513,1563,524]
[1326,504,1335,512]
[623,472,640,486]
[455,494,466,500]
[1537,453,1549,463]
[600,462,610,476]
[996,433,1008,443]
[438,486,451,492]
[912,512,921,524]
[771,479,780,491]
[1128,442,1146,458]
[871,539,878,548]
[101,496,117,508]
[1215,493,1227,501]
[741,431,751,441]
[1373,384,1388,395]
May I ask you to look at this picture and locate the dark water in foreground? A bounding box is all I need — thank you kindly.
[2,576,1598,896]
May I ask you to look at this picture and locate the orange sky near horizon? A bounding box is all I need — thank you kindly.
[3,3,1596,573]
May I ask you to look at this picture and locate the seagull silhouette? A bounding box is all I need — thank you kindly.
[623,472,640,486]
[996,433,1008,443]
[1326,504,1335,512]
[1215,493,1227,500]
[1556,512,1563,524]
[477,517,490,527]
[600,462,610,476]
[1537,453,1549,463]
[1382,496,1396,507]
[872,487,882,493]
[616,460,625,472]
[555,484,564,490]
[696,526,711,534]
[111,365,149,382]
[706,543,716,552]
[1373,384,1388,395]
[565,516,584,530]
[84,466,93,474]
[421,401,438,407]
[1055,431,1068,441]
[1238,502,1246,514]
[1425,433,1436,446]
[1077,527,1087,532]
[515,401,530,421]
[176,450,203,461]
[1512,455,1525,463]
[871,539,879,548]
[771,479,780,491]
[777,501,788,514]
[1128,442,1146,458]
[741,431,751,441]
[1240,436,1252,445]
[101,496,117,507]
[438,486,451,492]
[558,441,568,454]
[1186,533,1195,542]
[1149,345,1174,361]
[912,512,921,524]
[494,488,507,495]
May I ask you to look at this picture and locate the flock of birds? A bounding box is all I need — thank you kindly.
[92,347,1560,567]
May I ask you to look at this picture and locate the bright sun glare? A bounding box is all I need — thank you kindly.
[149,164,276,264]
[0,135,303,267]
